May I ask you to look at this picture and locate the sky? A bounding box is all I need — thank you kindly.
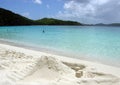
[0,0,120,24]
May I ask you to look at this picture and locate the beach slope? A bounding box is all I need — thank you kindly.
[0,43,119,85]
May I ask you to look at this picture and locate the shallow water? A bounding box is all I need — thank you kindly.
[0,26,120,66]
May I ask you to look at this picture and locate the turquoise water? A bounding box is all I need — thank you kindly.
[0,26,120,66]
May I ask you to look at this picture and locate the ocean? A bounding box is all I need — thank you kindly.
[0,26,120,66]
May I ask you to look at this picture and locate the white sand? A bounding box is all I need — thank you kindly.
[0,43,119,85]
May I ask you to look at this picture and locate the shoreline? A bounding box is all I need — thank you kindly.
[0,39,120,67]
[0,42,120,85]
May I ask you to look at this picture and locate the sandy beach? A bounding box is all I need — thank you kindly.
[0,43,120,85]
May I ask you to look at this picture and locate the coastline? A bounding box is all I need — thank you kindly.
[0,42,120,85]
[0,39,120,67]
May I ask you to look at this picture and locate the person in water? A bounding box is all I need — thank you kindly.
[42,30,45,33]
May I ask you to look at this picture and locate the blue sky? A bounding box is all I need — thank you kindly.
[0,0,64,20]
[1,0,120,24]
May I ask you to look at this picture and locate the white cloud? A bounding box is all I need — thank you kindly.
[118,1,120,5]
[91,0,109,5]
[56,0,96,23]
[47,5,50,9]
[22,12,30,18]
[55,0,120,24]
[34,0,42,4]
[64,1,95,17]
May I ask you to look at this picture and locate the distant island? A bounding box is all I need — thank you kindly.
[0,8,82,26]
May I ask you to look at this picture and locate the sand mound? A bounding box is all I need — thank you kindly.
[22,56,75,81]
[38,56,74,73]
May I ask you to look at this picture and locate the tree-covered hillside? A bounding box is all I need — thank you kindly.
[0,8,34,26]
[35,18,82,25]
[0,8,82,26]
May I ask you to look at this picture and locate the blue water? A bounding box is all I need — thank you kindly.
[0,26,120,66]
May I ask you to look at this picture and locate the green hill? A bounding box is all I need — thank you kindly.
[0,8,82,26]
[0,8,34,26]
[108,23,120,26]
[35,18,82,25]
